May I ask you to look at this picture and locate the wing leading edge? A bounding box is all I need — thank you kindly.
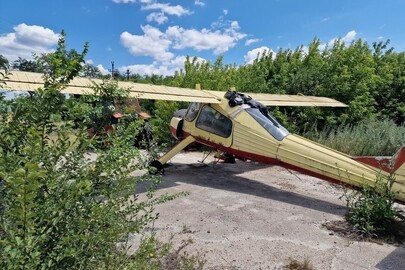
[1,70,347,107]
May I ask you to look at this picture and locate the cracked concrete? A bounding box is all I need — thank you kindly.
[136,151,405,270]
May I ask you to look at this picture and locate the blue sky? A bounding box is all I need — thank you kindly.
[1,0,404,76]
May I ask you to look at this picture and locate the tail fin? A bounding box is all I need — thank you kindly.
[392,146,405,176]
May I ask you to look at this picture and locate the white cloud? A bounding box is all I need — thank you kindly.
[230,21,239,30]
[119,55,200,76]
[245,38,260,46]
[146,12,168,24]
[96,64,110,75]
[342,30,357,43]
[141,2,192,17]
[112,0,152,3]
[320,30,357,50]
[244,46,275,64]
[166,23,246,54]
[120,25,174,61]
[121,63,162,76]
[195,0,205,7]
[84,60,110,75]
[321,17,330,23]
[121,22,246,61]
[113,0,190,24]
[223,9,228,15]
[0,23,59,61]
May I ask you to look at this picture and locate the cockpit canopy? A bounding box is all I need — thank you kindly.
[245,107,289,141]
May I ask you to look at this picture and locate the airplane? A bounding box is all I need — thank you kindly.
[2,70,405,203]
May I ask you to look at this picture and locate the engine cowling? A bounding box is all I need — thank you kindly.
[169,116,184,140]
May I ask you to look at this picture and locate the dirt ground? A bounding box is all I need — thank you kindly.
[134,151,405,270]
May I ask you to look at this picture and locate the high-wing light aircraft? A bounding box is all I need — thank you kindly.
[2,70,405,203]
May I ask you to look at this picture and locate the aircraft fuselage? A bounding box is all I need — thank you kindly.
[167,99,405,202]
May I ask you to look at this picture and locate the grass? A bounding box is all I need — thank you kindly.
[284,257,314,270]
[304,119,405,156]
[126,235,206,270]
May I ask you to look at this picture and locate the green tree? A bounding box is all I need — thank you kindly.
[372,41,405,124]
[80,63,103,78]
[12,57,41,72]
[0,55,9,70]
[0,31,179,270]
[35,30,88,88]
[322,39,377,123]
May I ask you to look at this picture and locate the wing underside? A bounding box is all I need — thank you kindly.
[1,70,347,107]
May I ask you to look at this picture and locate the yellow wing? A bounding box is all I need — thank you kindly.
[1,70,347,107]
[246,93,348,107]
[0,70,221,104]
[206,91,347,107]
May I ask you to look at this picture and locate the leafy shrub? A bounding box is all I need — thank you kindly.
[150,100,184,146]
[343,174,404,236]
[0,32,186,269]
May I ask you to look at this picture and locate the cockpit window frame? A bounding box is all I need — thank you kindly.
[195,105,233,138]
[184,102,201,122]
[245,107,289,141]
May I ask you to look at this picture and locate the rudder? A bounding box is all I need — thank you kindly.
[392,146,405,176]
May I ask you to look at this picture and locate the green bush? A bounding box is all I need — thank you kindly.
[0,32,186,269]
[150,100,184,146]
[343,174,404,236]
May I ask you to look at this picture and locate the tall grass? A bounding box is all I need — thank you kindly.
[305,119,405,156]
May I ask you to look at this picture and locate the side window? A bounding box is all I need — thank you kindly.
[185,102,201,122]
[196,105,232,138]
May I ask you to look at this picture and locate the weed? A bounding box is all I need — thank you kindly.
[182,224,195,234]
[127,235,206,270]
[284,257,314,270]
[342,173,405,237]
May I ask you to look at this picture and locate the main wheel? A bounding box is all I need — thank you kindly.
[149,160,165,174]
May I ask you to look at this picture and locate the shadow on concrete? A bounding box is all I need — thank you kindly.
[138,161,346,216]
[376,246,405,270]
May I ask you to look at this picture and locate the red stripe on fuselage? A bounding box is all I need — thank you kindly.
[177,130,345,186]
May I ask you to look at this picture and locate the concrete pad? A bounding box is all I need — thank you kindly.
[139,151,405,270]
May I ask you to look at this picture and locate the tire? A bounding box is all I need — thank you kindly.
[149,160,165,174]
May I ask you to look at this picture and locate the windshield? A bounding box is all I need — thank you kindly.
[185,102,201,122]
[246,108,289,141]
